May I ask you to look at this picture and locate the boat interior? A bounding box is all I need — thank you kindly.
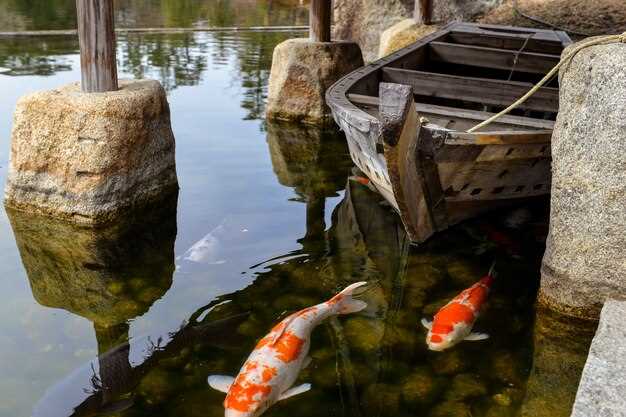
[346,23,571,133]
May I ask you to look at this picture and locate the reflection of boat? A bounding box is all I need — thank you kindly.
[327,22,572,243]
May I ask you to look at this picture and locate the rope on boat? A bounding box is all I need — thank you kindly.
[467,31,626,133]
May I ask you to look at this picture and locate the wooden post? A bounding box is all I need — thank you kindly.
[414,0,433,25]
[310,0,331,42]
[76,0,118,92]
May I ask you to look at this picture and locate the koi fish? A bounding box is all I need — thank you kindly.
[421,264,496,351]
[208,282,368,417]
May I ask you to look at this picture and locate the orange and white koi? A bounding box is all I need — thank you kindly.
[208,282,368,417]
[421,264,496,351]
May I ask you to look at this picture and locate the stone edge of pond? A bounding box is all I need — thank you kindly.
[570,299,626,417]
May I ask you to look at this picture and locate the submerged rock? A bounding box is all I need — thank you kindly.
[362,383,402,415]
[343,316,384,353]
[446,259,483,288]
[491,351,524,386]
[431,350,470,376]
[429,400,473,417]
[402,366,443,406]
[445,373,488,400]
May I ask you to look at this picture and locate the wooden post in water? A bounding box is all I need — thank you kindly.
[414,0,433,25]
[76,0,118,92]
[310,0,331,42]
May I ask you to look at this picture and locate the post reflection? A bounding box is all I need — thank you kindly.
[7,193,178,417]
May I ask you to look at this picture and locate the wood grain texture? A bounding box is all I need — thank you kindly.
[382,67,559,112]
[429,41,560,74]
[414,0,433,25]
[76,0,118,92]
[309,0,331,42]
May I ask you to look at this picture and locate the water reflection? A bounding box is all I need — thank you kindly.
[0,36,77,76]
[0,0,309,31]
[0,30,302,120]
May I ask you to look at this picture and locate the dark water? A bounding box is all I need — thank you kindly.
[0,9,594,417]
[0,0,309,31]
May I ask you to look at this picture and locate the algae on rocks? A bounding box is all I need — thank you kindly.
[5,79,178,225]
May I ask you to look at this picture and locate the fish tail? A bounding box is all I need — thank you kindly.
[488,261,497,280]
[329,282,368,314]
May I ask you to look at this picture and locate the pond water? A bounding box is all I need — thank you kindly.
[0,5,594,417]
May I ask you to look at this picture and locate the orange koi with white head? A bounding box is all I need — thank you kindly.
[208,282,368,417]
[421,264,496,351]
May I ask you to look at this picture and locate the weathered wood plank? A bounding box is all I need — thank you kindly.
[347,93,555,129]
[414,0,433,25]
[380,82,436,243]
[429,41,560,74]
[310,0,331,42]
[76,0,118,92]
[438,158,551,201]
[431,128,553,145]
[447,29,565,54]
[382,67,559,112]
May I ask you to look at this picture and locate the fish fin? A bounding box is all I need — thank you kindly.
[488,261,497,279]
[278,383,311,401]
[99,398,134,415]
[421,318,432,330]
[207,375,235,393]
[332,282,369,314]
[303,356,312,368]
[270,314,299,345]
[464,332,490,341]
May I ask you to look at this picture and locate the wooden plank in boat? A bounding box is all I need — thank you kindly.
[381,68,559,112]
[448,24,565,54]
[434,128,553,145]
[475,143,551,161]
[347,94,555,130]
[429,41,560,74]
[438,159,551,201]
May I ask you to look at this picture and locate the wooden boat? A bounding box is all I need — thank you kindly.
[326,22,571,244]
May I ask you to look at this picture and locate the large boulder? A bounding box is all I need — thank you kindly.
[266,39,363,125]
[4,79,178,225]
[539,40,626,319]
[379,19,440,58]
[334,0,413,62]
[333,0,504,62]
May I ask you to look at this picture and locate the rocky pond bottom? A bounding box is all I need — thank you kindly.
[9,175,596,417]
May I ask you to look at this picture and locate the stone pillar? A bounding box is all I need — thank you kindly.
[266,39,363,125]
[4,79,178,225]
[539,41,626,319]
